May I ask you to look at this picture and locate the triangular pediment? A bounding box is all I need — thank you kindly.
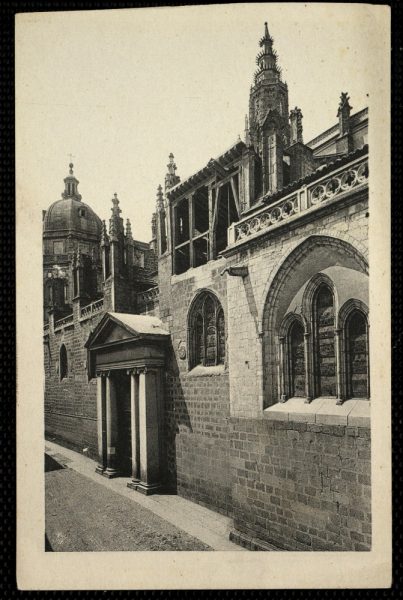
[85,312,170,349]
[98,321,138,345]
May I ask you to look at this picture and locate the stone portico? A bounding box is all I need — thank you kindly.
[85,312,169,495]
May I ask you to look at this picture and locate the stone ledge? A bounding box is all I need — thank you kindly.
[229,529,282,551]
[263,397,370,428]
[186,365,227,377]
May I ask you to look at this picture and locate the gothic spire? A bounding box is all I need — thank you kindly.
[109,193,122,241]
[62,163,82,201]
[126,218,133,240]
[254,22,281,85]
[101,220,109,246]
[156,184,164,211]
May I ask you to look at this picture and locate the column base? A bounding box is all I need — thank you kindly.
[95,466,105,475]
[126,479,140,491]
[304,397,312,404]
[127,480,162,495]
[336,398,345,406]
[280,395,287,403]
[102,468,119,479]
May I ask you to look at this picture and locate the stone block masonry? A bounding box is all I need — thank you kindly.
[229,418,371,551]
[165,371,231,515]
[44,309,104,460]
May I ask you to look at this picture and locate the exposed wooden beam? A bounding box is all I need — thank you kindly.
[230,175,240,217]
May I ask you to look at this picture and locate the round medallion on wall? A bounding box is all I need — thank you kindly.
[178,344,187,360]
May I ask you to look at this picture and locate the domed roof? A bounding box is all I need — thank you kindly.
[43,197,102,238]
[43,163,102,239]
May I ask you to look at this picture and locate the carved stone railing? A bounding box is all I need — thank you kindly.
[137,286,159,306]
[43,322,50,335]
[232,192,300,243]
[54,313,74,330]
[307,158,368,207]
[227,155,368,246]
[80,297,104,321]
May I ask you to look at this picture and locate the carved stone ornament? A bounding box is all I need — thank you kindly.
[178,344,187,360]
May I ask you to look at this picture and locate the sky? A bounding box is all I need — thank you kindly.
[16,3,378,242]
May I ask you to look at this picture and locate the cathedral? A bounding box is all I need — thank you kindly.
[43,23,370,551]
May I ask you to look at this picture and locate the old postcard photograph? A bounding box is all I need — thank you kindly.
[16,2,391,589]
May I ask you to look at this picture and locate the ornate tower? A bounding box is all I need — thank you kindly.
[248,23,290,196]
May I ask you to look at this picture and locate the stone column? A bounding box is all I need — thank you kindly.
[304,332,313,403]
[335,328,344,405]
[104,372,119,478]
[137,368,161,495]
[95,373,106,474]
[127,370,140,490]
[279,337,287,403]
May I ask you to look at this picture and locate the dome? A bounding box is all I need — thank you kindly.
[43,197,102,239]
[43,163,102,240]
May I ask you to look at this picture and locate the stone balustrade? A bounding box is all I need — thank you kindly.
[228,155,368,247]
[137,287,159,306]
[54,313,74,330]
[80,297,104,321]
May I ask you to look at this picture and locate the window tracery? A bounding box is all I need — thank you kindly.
[189,292,226,368]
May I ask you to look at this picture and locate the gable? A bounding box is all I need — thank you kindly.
[86,312,170,350]
[98,322,138,345]
[86,317,138,349]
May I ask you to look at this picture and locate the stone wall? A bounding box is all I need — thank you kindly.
[229,418,371,551]
[158,254,232,514]
[44,305,103,459]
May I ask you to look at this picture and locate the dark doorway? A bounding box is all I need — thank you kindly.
[114,372,132,476]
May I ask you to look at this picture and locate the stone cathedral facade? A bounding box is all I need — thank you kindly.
[44,24,371,550]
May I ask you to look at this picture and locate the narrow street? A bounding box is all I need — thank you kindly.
[45,453,211,551]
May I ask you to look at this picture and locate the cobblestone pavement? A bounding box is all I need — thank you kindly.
[45,454,211,551]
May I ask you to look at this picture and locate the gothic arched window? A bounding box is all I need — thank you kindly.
[345,310,369,399]
[60,344,68,381]
[190,292,225,368]
[313,283,336,397]
[288,320,305,398]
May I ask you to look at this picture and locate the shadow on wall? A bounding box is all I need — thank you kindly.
[163,340,193,494]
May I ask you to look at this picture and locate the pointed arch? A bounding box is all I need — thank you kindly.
[187,289,226,369]
[259,234,368,407]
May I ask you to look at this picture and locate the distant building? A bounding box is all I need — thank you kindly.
[44,23,370,550]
